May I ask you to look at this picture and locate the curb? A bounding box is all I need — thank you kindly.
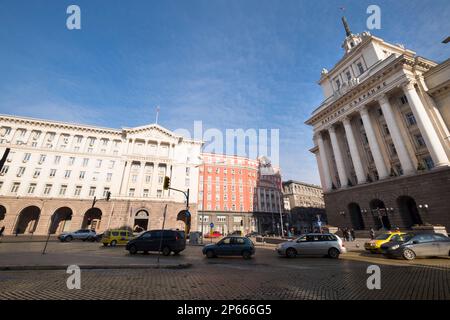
[0,263,192,271]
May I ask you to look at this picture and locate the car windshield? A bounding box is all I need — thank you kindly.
[392,234,414,242]
[375,234,391,240]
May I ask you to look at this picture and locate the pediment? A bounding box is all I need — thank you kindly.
[122,124,182,142]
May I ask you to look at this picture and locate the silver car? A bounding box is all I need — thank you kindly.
[58,229,96,242]
[381,233,450,260]
[276,233,346,259]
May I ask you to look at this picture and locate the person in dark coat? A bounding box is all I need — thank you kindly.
[369,228,375,240]
[350,228,356,241]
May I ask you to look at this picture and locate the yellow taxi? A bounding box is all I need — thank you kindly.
[102,229,134,247]
[364,231,405,253]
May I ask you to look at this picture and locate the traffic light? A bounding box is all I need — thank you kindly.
[106,191,111,201]
[163,176,170,190]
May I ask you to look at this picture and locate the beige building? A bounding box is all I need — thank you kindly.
[306,18,450,231]
[0,114,202,236]
[282,180,324,210]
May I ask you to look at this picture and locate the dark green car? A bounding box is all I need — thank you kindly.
[202,236,255,259]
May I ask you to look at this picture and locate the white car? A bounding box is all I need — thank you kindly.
[276,233,346,259]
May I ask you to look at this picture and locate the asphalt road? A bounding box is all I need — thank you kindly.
[0,241,449,299]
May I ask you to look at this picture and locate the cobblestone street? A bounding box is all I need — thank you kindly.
[0,242,449,300]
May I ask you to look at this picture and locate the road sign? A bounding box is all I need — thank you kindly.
[210,223,214,228]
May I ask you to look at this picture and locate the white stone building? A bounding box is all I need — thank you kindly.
[0,114,202,235]
[305,17,450,231]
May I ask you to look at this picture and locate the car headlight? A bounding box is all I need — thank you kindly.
[390,244,399,250]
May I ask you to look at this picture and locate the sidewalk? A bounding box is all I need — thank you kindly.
[0,235,59,243]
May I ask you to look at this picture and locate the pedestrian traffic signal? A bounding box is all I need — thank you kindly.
[106,191,111,201]
[163,176,170,190]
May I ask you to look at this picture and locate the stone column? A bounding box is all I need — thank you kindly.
[328,125,349,188]
[377,94,415,175]
[359,106,389,179]
[342,116,366,184]
[119,161,131,196]
[402,80,450,167]
[315,132,333,191]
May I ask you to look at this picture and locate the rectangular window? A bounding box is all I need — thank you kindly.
[405,112,417,126]
[54,156,61,165]
[38,154,46,164]
[69,157,75,166]
[96,159,102,168]
[28,183,36,194]
[44,184,52,195]
[89,187,96,197]
[128,188,135,197]
[33,168,41,178]
[23,153,31,162]
[357,62,364,75]
[49,169,57,177]
[16,167,25,177]
[79,171,86,179]
[108,160,115,169]
[64,170,71,179]
[400,95,408,105]
[423,156,434,170]
[82,158,89,167]
[11,182,20,193]
[415,134,426,148]
[103,187,110,198]
[106,173,112,182]
[156,190,162,198]
[143,189,149,197]
[132,175,138,183]
[74,186,82,196]
[59,185,67,196]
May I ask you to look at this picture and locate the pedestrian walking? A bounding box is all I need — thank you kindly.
[369,228,375,240]
[0,226,5,237]
[350,228,356,241]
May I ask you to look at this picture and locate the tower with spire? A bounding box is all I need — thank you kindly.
[340,16,367,54]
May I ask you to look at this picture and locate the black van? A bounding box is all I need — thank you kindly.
[126,229,186,256]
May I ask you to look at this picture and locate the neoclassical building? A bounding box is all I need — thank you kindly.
[0,114,202,235]
[306,18,450,231]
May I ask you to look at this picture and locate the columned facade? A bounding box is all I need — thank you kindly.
[306,20,450,231]
[0,115,203,235]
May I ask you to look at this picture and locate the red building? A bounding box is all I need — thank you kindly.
[198,153,259,235]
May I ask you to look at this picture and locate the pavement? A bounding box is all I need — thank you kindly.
[0,240,449,299]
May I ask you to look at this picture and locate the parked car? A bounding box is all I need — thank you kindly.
[364,231,405,253]
[102,229,134,247]
[381,233,450,260]
[276,233,346,259]
[245,231,260,238]
[58,229,96,242]
[202,236,255,259]
[125,229,186,256]
[204,231,222,238]
[229,230,242,236]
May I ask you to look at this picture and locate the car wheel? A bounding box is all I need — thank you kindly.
[328,248,340,259]
[242,250,251,260]
[162,246,171,256]
[65,236,73,242]
[402,249,416,260]
[110,240,117,247]
[128,245,138,255]
[206,250,215,258]
[286,248,297,258]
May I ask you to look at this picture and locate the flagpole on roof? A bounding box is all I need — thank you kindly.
[155,106,160,125]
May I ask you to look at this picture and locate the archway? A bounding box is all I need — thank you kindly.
[370,199,391,230]
[348,203,365,230]
[397,196,422,227]
[15,206,41,234]
[49,207,73,234]
[0,205,6,224]
[133,210,149,232]
[82,208,102,230]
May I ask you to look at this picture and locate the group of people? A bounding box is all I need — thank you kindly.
[340,227,356,241]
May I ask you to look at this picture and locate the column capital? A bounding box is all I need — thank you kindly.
[402,79,417,91]
[376,93,389,105]
[327,125,336,133]
[359,105,370,116]
[342,116,352,126]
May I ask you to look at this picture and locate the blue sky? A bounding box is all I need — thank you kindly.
[0,0,449,185]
